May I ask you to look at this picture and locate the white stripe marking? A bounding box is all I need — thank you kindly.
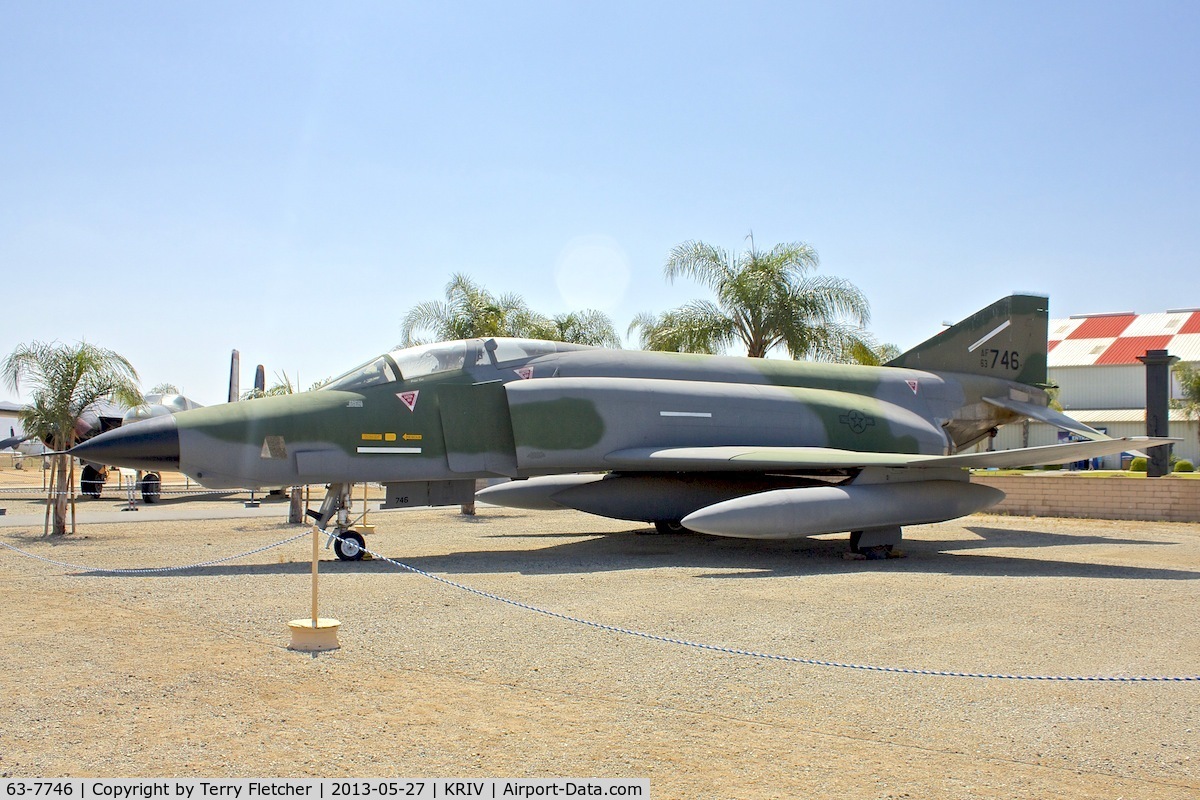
[968,320,1012,352]
[660,411,712,418]
[357,446,423,454]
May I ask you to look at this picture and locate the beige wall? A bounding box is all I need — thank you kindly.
[972,474,1200,522]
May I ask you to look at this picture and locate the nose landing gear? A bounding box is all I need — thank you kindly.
[307,482,372,561]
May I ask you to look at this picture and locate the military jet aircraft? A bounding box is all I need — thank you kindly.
[71,295,1174,560]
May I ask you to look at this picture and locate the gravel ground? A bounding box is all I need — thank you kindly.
[0,485,1197,799]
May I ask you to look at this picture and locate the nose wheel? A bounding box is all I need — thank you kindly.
[333,529,366,561]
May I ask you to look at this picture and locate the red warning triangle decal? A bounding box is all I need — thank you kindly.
[515,367,534,380]
[397,390,419,412]
[906,380,919,394]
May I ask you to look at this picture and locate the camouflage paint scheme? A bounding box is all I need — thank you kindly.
[72,296,1174,550]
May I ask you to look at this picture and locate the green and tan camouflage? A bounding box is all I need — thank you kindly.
[72,295,1175,558]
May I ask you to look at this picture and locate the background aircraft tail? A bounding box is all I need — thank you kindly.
[887,294,1049,387]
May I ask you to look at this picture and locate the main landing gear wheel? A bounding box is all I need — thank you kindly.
[80,465,105,498]
[139,473,162,504]
[333,530,365,561]
[848,529,903,560]
[652,520,691,535]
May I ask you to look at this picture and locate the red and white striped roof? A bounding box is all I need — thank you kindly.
[1048,310,1200,367]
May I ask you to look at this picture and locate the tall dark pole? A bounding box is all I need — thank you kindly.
[228,350,240,403]
[1137,349,1178,477]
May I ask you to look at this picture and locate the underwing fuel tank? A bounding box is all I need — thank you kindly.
[476,473,825,522]
[475,474,606,510]
[681,481,1005,539]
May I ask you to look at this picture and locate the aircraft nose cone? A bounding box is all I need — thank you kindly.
[70,414,180,471]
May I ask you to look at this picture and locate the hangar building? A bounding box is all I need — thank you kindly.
[992,308,1200,468]
[0,400,24,444]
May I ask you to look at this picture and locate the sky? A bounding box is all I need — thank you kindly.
[3,1,1198,405]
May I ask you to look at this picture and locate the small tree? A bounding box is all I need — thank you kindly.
[3,341,141,535]
[628,304,733,354]
[401,273,620,348]
[402,273,542,345]
[1173,363,1200,443]
[534,310,622,348]
[241,371,297,400]
[848,339,902,367]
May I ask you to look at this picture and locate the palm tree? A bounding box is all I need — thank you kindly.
[627,304,733,355]
[401,273,620,348]
[630,237,873,360]
[3,341,141,535]
[847,339,902,366]
[401,273,541,345]
[535,310,622,348]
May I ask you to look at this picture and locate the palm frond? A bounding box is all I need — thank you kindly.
[663,240,735,291]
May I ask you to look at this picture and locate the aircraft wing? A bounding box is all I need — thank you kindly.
[983,396,1109,441]
[0,435,29,451]
[916,437,1178,468]
[604,436,1178,472]
[605,446,916,471]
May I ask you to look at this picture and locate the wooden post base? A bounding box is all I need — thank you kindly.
[287,618,341,651]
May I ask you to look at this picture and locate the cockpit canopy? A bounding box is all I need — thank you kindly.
[321,338,594,392]
[122,394,204,424]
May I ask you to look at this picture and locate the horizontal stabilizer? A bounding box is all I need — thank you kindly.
[983,396,1108,441]
[605,437,1178,472]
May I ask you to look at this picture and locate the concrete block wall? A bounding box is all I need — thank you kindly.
[971,474,1200,522]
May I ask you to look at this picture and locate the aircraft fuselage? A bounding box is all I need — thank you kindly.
[138,344,1031,490]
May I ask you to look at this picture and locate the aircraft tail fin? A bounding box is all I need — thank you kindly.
[887,295,1049,387]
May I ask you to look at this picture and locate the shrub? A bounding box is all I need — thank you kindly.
[1175,460,1195,473]
[1129,457,1148,472]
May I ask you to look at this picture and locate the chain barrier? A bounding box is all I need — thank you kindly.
[324,530,1200,684]
[1,521,1195,682]
[0,530,311,574]
[0,487,255,498]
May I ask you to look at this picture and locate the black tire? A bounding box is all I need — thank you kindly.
[849,532,894,558]
[334,530,365,561]
[81,465,106,498]
[140,473,162,504]
[653,519,689,535]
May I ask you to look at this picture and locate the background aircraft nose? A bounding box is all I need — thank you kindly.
[70,414,180,471]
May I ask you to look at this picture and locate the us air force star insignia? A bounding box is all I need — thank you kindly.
[839,410,876,434]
